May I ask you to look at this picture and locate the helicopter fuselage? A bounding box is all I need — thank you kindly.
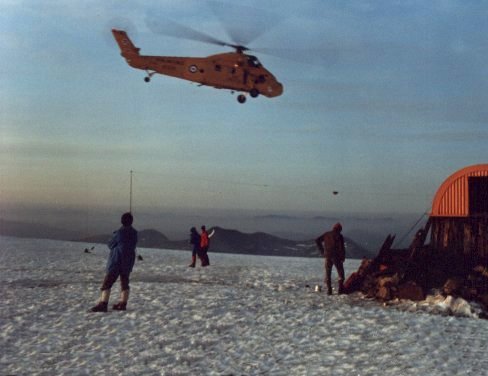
[112,30,283,100]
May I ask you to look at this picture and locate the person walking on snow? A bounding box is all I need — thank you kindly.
[90,212,138,312]
[200,225,210,267]
[315,222,346,295]
[188,227,201,267]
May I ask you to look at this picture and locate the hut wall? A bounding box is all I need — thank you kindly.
[430,216,488,264]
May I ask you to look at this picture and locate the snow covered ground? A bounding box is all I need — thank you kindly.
[1,236,488,375]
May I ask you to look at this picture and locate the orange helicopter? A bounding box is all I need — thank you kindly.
[112,29,283,104]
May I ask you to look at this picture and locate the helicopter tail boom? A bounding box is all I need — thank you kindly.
[112,29,140,59]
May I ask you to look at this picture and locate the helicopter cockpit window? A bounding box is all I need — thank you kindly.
[247,56,261,68]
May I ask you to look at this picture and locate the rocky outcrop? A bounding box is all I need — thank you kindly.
[344,224,488,317]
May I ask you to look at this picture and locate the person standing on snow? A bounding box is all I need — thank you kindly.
[315,222,346,295]
[90,212,138,312]
[188,227,201,267]
[200,225,210,267]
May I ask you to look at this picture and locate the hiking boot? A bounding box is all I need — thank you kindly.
[112,290,129,311]
[90,301,108,312]
[326,282,333,295]
[338,281,345,295]
[112,302,127,311]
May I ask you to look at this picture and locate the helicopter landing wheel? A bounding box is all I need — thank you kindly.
[144,76,151,83]
[237,94,246,104]
[250,88,259,98]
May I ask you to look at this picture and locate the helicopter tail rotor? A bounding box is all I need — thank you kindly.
[104,17,138,48]
[112,29,140,58]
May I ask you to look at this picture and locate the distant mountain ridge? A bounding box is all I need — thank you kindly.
[0,219,82,241]
[0,219,374,259]
[81,229,173,249]
[78,226,372,259]
[208,227,371,258]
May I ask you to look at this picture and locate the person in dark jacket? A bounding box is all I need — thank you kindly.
[188,227,201,267]
[90,212,138,312]
[315,222,346,295]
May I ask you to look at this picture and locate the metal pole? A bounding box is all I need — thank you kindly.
[129,170,133,213]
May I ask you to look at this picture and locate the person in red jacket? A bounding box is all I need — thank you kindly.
[315,222,346,295]
[200,225,210,267]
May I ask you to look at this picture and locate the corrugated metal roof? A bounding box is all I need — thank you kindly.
[431,164,488,217]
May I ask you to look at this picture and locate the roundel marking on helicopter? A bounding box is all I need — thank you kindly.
[189,65,198,73]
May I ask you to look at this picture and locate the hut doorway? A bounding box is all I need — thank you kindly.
[469,176,488,215]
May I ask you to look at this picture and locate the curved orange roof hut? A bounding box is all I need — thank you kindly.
[431,164,488,217]
[430,164,488,262]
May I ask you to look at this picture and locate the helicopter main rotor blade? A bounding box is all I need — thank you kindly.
[251,46,341,66]
[207,0,282,48]
[145,16,229,48]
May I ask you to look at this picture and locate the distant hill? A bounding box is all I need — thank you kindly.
[77,226,372,259]
[209,227,371,258]
[80,229,186,251]
[0,219,82,241]
[209,227,306,256]
[253,214,299,220]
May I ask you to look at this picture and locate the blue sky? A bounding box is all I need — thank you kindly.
[1,0,488,217]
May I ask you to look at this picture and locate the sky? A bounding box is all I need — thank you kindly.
[1,0,488,221]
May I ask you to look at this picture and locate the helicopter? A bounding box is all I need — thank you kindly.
[112,28,283,104]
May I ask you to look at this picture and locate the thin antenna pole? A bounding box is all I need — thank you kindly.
[129,170,133,213]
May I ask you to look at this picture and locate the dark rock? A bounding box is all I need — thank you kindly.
[376,275,400,301]
[361,275,378,298]
[378,275,398,288]
[473,265,488,277]
[397,281,425,301]
[376,286,391,301]
[461,287,478,300]
[443,277,464,296]
[343,258,374,293]
[342,271,362,294]
[479,294,488,309]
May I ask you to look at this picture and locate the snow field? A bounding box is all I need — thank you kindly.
[1,236,488,375]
